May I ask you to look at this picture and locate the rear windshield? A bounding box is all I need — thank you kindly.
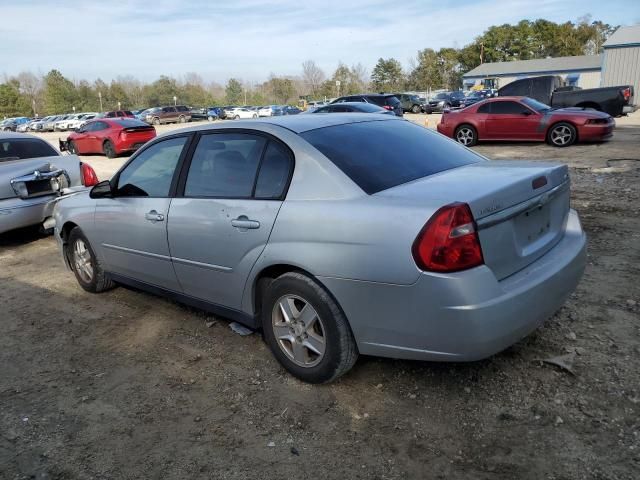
[300,120,482,194]
[114,119,150,128]
[0,138,59,161]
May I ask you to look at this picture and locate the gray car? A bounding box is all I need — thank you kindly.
[0,132,98,234]
[53,114,586,383]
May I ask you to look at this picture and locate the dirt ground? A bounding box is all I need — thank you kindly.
[1,114,639,479]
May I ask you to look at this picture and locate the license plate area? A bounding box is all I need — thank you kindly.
[514,204,552,252]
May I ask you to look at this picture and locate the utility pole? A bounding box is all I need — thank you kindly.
[98,91,103,111]
[173,95,177,106]
[480,42,484,64]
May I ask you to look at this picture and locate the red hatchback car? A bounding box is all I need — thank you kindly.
[437,96,614,147]
[65,119,156,158]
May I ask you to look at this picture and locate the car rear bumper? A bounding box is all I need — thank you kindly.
[0,196,56,234]
[319,209,586,362]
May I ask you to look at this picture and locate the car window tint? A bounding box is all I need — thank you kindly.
[301,120,482,194]
[477,102,492,113]
[366,96,384,106]
[490,101,526,114]
[184,133,265,198]
[94,121,109,131]
[0,139,58,161]
[116,136,187,197]
[255,141,293,199]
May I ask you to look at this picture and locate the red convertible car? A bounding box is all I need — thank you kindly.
[437,96,614,147]
[63,119,156,158]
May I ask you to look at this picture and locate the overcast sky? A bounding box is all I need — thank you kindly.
[3,0,639,84]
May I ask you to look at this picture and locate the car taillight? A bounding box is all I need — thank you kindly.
[412,202,484,273]
[80,162,99,187]
[383,105,393,110]
[622,87,631,102]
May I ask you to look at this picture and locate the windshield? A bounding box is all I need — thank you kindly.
[434,93,447,100]
[300,120,482,194]
[521,97,552,112]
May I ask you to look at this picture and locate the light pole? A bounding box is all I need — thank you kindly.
[335,80,341,98]
[98,91,103,111]
[32,99,36,117]
[118,101,121,110]
[72,106,76,113]
[173,95,177,106]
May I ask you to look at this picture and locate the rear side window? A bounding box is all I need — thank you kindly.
[184,133,266,198]
[255,142,293,199]
[477,102,492,113]
[0,138,58,161]
[300,120,482,194]
[366,96,384,106]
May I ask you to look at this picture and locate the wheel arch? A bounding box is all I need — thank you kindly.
[60,221,79,267]
[249,263,348,330]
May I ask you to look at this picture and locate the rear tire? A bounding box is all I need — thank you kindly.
[103,140,116,158]
[179,115,186,123]
[547,122,577,147]
[153,117,160,125]
[261,272,358,384]
[68,140,78,155]
[454,124,478,146]
[411,105,420,114]
[67,227,115,293]
[234,115,240,120]
[208,115,215,122]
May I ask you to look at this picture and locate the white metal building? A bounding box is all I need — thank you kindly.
[462,55,602,91]
[602,25,640,98]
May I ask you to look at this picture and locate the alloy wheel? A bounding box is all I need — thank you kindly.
[551,126,573,146]
[73,239,93,283]
[456,127,475,146]
[271,295,326,368]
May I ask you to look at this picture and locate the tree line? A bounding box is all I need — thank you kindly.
[0,16,615,117]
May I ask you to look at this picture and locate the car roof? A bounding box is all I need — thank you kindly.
[0,131,42,140]
[160,113,402,137]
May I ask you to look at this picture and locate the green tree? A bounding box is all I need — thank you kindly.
[225,78,243,104]
[0,80,30,117]
[264,76,295,104]
[370,58,404,92]
[43,69,77,114]
[407,48,441,91]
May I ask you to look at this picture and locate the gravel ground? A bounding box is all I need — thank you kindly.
[1,113,639,479]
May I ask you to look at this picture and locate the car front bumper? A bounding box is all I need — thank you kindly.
[319,209,586,362]
[578,122,615,141]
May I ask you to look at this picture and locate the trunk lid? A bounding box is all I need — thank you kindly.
[377,161,571,280]
[0,155,82,200]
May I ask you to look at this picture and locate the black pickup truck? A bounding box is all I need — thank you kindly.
[498,75,635,117]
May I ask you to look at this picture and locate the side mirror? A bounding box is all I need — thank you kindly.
[89,180,114,199]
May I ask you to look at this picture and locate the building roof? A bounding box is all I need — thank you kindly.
[463,54,602,78]
[603,24,640,48]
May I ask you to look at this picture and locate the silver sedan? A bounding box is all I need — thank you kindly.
[53,114,586,383]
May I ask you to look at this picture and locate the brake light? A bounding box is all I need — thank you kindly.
[412,203,484,272]
[622,87,631,102]
[383,105,393,110]
[80,162,99,187]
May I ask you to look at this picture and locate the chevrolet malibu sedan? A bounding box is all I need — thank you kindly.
[62,118,156,158]
[53,114,586,383]
[437,96,614,147]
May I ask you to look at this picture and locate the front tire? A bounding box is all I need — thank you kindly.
[67,227,115,293]
[234,115,240,120]
[262,272,358,384]
[153,117,160,125]
[179,115,186,123]
[547,122,577,147]
[454,124,478,146]
[411,105,420,114]
[103,140,116,158]
[68,140,78,155]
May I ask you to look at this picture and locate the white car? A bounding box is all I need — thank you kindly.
[258,106,273,117]
[67,113,98,131]
[228,107,258,120]
[53,114,75,131]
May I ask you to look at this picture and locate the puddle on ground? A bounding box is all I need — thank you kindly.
[591,158,639,173]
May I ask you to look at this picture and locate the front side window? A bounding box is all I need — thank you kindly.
[116,136,187,197]
[184,133,266,198]
[490,101,528,115]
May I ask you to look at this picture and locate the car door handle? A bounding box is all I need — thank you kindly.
[144,210,165,222]
[231,216,260,229]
